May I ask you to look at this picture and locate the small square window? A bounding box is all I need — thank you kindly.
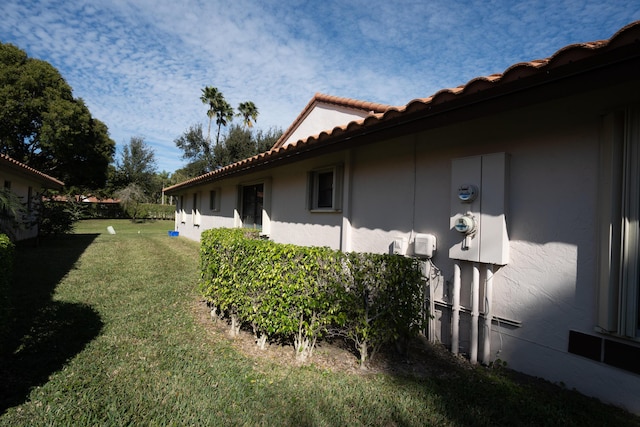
[308,165,342,212]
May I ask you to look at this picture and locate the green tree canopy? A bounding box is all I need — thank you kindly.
[0,42,115,190]
[237,101,258,128]
[174,124,282,177]
[113,137,157,199]
[175,86,279,177]
[200,86,234,147]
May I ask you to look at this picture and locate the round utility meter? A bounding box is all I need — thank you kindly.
[454,214,476,234]
[457,184,478,203]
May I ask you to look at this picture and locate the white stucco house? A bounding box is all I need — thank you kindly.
[0,154,64,241]
[165,21,640,413]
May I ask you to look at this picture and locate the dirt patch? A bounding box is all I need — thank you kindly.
[191,299,471,378]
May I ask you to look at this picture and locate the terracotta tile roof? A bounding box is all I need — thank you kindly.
[272,93,395,149]
[164,20,640,194]
[0,153,65,189]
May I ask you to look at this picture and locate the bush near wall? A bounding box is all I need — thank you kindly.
[199,228,425,365]
[0,233,15,339]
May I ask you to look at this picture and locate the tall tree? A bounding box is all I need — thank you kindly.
[214,98,234,148]
[200,86,234,146]
[213,125,254,166]
[114,137,157,198]
[175,88,270,174]
[237,101,259,128]
[173,123,212,170]
[255,127,283,153]
[0,42,115,189]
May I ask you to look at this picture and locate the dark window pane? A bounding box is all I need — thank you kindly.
[242,184,263,229]
[317,171,333,208]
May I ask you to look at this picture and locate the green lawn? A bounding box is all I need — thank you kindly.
[0,219,638,426]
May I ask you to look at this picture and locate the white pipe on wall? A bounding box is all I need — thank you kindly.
[470,263,480,364]
[452,263,461,354]
[482,264,494,364]
[427,261,437,343]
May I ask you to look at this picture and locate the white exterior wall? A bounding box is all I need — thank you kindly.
[171,84,640,413]
[0,169,42,241]
[175,185,236,241]
[340,91,638,412]
[281,104,372,147]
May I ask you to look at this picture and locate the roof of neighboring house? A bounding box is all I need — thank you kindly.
[272,93,394,149]
[165,20,640,194]
[0,154,65,189]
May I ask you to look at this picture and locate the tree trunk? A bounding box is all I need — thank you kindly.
[229,313,241,337]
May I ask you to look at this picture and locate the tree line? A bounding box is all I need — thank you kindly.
[0,41,281,217]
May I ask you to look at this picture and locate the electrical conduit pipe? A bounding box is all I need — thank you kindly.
[452,263,461,354]
[482,264,494,364]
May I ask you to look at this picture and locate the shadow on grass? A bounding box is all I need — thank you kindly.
[0,234,103,414]
[270,336,640,426]
[375,341,640,427]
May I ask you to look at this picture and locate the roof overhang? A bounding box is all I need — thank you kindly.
[0,154,65,190]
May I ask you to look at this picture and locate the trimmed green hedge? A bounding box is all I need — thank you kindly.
[133,203,175,220]
[45,201,176,220]
[199,228,425,364]
[0,233,15,338]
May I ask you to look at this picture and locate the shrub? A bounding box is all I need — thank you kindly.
[38,199,83,235]
[343,252,424,365]
[0,188,28,241]
[199,228,425,365]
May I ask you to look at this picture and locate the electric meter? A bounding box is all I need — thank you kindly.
[457,184,478,203]
[454,214,476,235]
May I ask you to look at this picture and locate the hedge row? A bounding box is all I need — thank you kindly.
[129,203,175,220]
[199,228,424,364]
[0,233,15,339]
[45,201,176,220]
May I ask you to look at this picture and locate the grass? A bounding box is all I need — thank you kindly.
[0,219,639,426]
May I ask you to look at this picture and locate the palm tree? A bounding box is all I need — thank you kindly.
[237,101,259,128]
[214,99,234,147]
[200,86,222,145]
[200,86,234,146]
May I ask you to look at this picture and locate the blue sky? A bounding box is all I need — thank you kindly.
[1,1,639,174]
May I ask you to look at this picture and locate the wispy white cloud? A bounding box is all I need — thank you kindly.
[1,0,639,173]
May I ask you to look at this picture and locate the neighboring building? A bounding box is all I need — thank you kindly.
[165,21,640,413]
[0,154,64,241]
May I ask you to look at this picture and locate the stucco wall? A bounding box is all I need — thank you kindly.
[282,104,371,147]
[0,169,42,241]
[170,83,640,413]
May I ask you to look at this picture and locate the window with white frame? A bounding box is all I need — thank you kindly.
[598,106,640,340]
[236,180,271,234]
[308,165,343,212]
